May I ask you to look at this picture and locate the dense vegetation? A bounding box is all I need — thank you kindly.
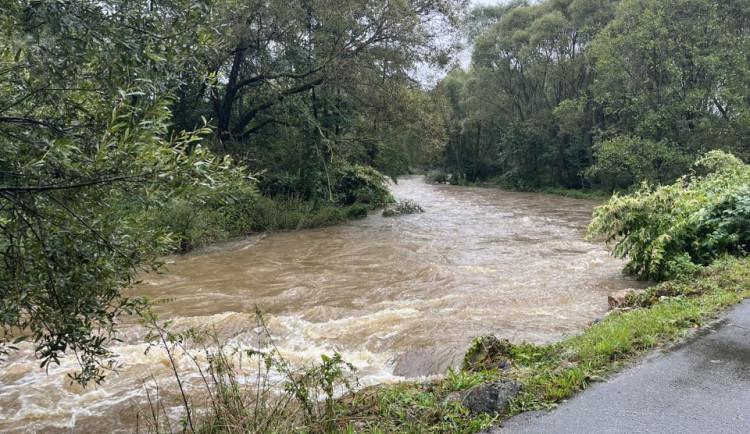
[588,151,750,280]
[439,0,750,190]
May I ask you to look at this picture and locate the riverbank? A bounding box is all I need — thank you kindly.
[424,170,611,201]
[492,297,750,433]
[142,257,750,433]
[329,256,750,432]
[149,193,378,253]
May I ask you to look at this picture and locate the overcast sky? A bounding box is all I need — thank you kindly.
[472,0,507,5]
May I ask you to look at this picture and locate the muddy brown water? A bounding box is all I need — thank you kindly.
[0,176,641,432]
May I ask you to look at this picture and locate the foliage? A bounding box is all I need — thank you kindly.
[382,200,425,217]
[440,0,613,188]
[146,191,372,253]
[590,0,750,159]
[425,169,450,184]
[587,152,750,280]
[584,135,691,190]
[462,335,513,372]
[170,0,467,197]
[0,1,251,384]
[437,0,750,191]
[332,165,394,207]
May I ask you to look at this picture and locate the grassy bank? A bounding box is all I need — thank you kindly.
[423,170,610,201]
[336,257,750,432]
[143,192,376,253]
[140,257,750,433]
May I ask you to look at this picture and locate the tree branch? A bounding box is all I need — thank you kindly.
[0,176,144,193]
[0,116,69,134]
[231,76,325,137]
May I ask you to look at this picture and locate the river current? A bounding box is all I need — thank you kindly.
[0,176,639,432]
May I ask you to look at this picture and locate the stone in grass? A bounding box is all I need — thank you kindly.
[462,335,513,372]
[460,380,520,414]
[608,288,646,311]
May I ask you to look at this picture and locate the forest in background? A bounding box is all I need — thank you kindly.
[442,0,750,190]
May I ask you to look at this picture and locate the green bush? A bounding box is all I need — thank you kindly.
[382,199,425,217]
[333,164,393,206]
[587,151,750,280]
[144,191,370,253]
[584,135,692,191]
[425,168,449,184]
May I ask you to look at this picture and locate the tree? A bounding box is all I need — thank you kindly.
[198,0,467,145]
[590,0,750,163]
[172,0,469,201]
[0,1,248,385]
[442,0,610,187]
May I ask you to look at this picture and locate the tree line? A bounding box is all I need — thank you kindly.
[439,0,750,190]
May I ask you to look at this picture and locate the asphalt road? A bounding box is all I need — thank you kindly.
[491,299,750,434]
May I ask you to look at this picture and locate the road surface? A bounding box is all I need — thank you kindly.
[491,299,750,434]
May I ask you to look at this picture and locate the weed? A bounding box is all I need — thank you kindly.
[134,306,358,433]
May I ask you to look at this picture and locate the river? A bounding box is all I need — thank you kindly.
[0,176,640,432]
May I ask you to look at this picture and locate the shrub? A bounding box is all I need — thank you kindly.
[382,200,425,217]
[584,135,691,191]
[587,151,750,280]
[424,169,449,184]
[333,164,393,206]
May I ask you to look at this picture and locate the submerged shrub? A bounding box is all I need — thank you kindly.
[424,169,449,184]
[462,335,513,372]
[137,307,358,433]
[382,200,425,217]
[587,151,750,280]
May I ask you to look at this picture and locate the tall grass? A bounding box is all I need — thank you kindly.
[141,192,372,253]
[135,306,358,434]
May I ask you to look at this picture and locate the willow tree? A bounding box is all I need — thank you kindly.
[0,1,248,384]
[445,0,615,187]
[201,0,465,141]
[174,0,467,199]
[587,0,750,188]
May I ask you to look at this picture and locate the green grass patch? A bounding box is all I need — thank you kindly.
[140,192,374,253]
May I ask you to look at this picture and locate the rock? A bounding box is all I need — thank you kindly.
[462,335,513,372]
[459,380,520,414]
[608,288,646,311]
[392,346,460,377]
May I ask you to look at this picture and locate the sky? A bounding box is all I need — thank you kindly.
[472,0,512,5]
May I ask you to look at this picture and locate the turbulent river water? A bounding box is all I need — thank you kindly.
[0,176,641,432]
